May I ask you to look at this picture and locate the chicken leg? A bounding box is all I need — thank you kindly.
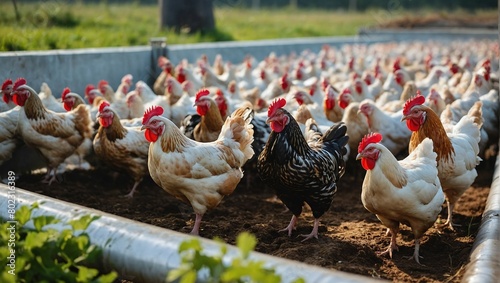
[443,200,459,231]
[378,228,399,258]
[42,167,59,186]
[403,238,423,264]
[190,213,203,235]
[123,179,142,198]
[299,218,320,242]
[280,215,298,236]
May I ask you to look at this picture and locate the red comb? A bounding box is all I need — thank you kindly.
[98,101,110,113]
[216,89,224,96]
[61,87,71,100]
[13,78,27,90]
[142,105,164,125]
[195,89,210,102]
[358,132,383,153]
[98,80,108,89]
[403,92,425,116]
[85,84,95,96]
[157,56,168,67]
[268,98,286,117]
[122,74,133,84]
[1,79,12,91]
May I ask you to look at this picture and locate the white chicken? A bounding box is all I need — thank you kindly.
[357,133,444,264]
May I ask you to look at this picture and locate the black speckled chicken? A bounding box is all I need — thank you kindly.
[257,98,348,241]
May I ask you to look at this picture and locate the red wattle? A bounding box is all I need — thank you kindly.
[361,158,375,170]
[145,129,158,142]
[339,100,349,109]
[406,119,420,131]
[196,105,207,116]
[63,102,72,111]
[325,99,334,110]
[177,74,186,84]
[3,94,9,104]
[13,93,25,106]
[270,121,284,133]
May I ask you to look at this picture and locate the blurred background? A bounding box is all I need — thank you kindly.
[0,0,497,51]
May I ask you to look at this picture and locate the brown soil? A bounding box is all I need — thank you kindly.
[376,13,498,30]
[15,159,495,283]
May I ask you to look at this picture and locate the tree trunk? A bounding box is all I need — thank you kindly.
[11,0,20,22]
[159,0,215,33]
[348,0,357,11]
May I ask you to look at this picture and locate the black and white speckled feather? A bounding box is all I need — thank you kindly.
[258,108,348,219]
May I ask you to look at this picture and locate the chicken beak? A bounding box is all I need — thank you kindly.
[140,125,147,131]
[355,153,363,160]
[400,115,407,122]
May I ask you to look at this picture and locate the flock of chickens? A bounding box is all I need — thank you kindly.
[1,39,498,264]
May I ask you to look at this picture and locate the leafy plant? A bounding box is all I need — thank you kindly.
[167,232,305,283]
[0,203,117,283]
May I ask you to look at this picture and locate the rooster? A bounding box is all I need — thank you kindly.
[93,101,150,198]
[257,98,348,241]
[141,105,255,235]
[12,78,92,184]
[401,94,482,229]
[356,133,444,264]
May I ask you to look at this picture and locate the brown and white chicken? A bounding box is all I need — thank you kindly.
[12,78,92,184]
[402,94,482,229]
[93,101,150,198]
[141,104,254,235]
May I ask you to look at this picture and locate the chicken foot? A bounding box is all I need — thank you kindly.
[279,215,298,236]
[378,228,398,258]
[123,179,142,198]
[402,238,423,264]
[190,213,203,235]
[42,167,60,186]
[299,218,320,242]
[443,200,460,231]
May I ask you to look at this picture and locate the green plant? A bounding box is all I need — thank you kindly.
[0,203,117,283]
[167,232,306,283]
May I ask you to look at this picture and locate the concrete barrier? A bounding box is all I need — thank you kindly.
[0,186,385,283]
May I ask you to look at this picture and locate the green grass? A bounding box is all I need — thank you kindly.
[0,3,496,51]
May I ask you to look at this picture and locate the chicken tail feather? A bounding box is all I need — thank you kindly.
[218,106,255,163]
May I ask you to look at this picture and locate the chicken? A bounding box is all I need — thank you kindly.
[93,101,150,198]
[12,78,92,184]
[154,56,174,96]
[61,88,94,166]
[401,94,482,229]
[134,81,172,121]
[38,82,65,113]
[1,79,17,112]
[257,98,348,241]
[356,133,444,264]
[358,99,411,157]
[192,89,225,142]
[141,104,255,235]
[323,85,344,123]
[0,79,21,165]
[341,101,369,162]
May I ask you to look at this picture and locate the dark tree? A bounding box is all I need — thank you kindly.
[159,0,215,33]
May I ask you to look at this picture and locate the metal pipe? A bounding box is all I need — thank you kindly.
[0,186,384,283]
[462,150,500,283]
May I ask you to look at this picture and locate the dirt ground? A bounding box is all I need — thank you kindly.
[15,158,495,283]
